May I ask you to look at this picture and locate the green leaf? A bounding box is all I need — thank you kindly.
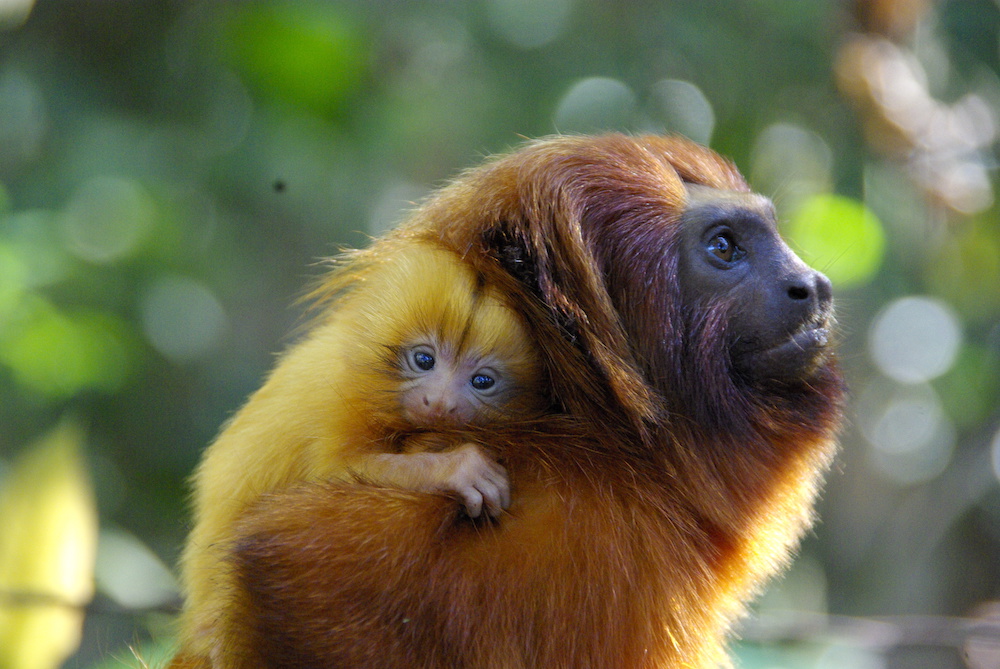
[222,3,368,117]
[0,298,134,399]
[784,193,885,289]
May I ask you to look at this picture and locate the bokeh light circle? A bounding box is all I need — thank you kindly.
[869,295,962,384]
[857,380,956,485]
[140,275,228,363]
[553,77,636,133]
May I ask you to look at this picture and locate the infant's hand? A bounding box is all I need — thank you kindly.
[432,443,509,518]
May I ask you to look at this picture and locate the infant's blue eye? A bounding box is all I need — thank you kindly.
[471,374,495,390]
[412,351,435,371]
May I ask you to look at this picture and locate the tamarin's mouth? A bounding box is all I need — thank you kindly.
[733,317,833,382]
[786,318,831,352]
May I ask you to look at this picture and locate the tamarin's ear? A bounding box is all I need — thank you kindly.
[482,227,540,300]
[482,226,582,343]
[477,215,658,435]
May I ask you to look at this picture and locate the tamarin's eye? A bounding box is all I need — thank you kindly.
[707,232,745,263]
[413,351,435,370]
[470,373,496,391]
[408,348,435,372]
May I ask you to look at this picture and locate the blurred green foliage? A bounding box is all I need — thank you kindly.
[222,3,368,117]
[0,1,997,667]
[786,193,885,288]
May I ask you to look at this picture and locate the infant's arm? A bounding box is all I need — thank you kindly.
[350,443,509,518]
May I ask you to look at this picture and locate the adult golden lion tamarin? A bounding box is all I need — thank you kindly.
[171,134,844,669]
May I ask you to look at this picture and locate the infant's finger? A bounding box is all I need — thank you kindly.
[479,480,507,517]
[479,469,509,510]
[486,468,510,509]
[461,488,484,519]
[486,460,507,479]
[498,476,511,510]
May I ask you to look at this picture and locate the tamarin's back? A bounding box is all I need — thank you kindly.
[221,409,830,669]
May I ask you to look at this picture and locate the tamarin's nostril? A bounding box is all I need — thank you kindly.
[788,284,810,300]
[786,272,817,301]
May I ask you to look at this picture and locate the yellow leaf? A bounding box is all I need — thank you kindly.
[0,420,98,669]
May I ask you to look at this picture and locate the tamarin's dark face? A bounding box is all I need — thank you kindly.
[679,185,834,384]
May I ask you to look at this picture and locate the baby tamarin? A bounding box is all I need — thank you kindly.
[351,334,515,519]
[177,241,546,662]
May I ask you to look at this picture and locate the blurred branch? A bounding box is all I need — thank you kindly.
[741,608,1000,651]
[0,589,180,618]
[0,589,81,610]
[9,588,999,652]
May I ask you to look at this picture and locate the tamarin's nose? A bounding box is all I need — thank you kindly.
[785,270,832,313]
[423,395,456,417]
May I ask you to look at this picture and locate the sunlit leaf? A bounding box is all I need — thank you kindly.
[3,210,71,290]
[0,420,98,669]
[221,3,368,117]
[0,298,134,399]
[783,193,885,289]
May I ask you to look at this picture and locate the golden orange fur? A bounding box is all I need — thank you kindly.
[170,134,844,669]
[176,243,545,662]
